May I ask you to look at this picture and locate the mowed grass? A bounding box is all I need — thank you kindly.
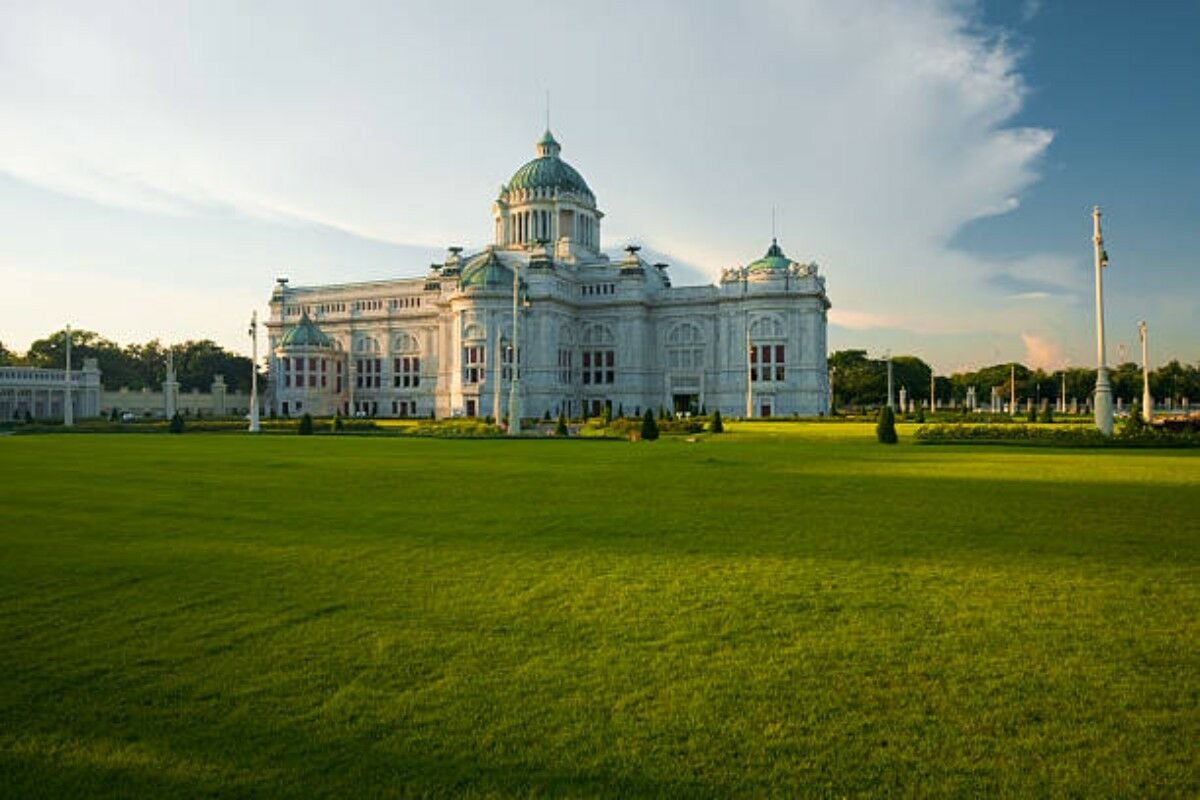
[0,425,1197,798]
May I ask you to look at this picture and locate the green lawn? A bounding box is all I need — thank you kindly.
[1,425,1197,797]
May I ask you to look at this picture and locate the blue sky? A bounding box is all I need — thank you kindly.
[1,0,1195,372]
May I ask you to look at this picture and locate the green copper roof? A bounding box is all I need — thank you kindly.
[507,156,592,197]
[460,250,514,290]
[505,131,592,198]
[746,239,793,273]
[280,311,334,348]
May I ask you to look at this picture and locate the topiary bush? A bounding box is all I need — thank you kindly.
[1039,405,1054,424]
[555,413,569,437]
[876,406,898,444]
[298,413,314,436]
[710,408,724,434]
[641,409,660,441]
[168,413,185,434]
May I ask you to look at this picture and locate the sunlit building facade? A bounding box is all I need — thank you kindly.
[266,131,830,419]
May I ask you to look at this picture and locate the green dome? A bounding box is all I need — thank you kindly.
[746,239,793,273]
[460,250,514,290]
[280,311,333,348]
[505,130,593,199]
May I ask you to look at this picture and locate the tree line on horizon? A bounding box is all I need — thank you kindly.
[0,329,254,393]
[2,330,1196,407]
[829,349,1200,410]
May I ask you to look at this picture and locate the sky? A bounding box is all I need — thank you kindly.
[1,0,1196,373]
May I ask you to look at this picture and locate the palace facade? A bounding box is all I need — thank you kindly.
[265,131,830,420]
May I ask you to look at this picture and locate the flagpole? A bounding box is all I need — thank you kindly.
[1092,206,1113,435]
[249,311,261,432]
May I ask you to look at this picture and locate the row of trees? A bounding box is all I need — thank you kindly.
[829,349,1200,410]
[0,330,254,393]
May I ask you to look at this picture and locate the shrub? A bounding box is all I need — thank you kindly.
[617,403,625,419]
[641,409,660,441]
[711,408,724,434]
[1026,405,1037,422]
[915,406,926,424]
[1039,405,1054,424]
[543,409,551,421]
[24,410,33,424]
[600,404,612,426]
[298,413,314,436]
[876,406,898,444]
[109,408,119,422]
[168,413,185,434]
[555,413,569,437]
[1121,403,1146,438]
[334,411,344,432]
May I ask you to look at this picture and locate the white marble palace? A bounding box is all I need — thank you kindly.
[265,131,831,420]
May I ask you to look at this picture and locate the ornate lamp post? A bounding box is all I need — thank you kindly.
[1092,206,1114,435]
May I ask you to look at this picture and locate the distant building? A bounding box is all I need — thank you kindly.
[266,131,831,419]
[0,359,101,420]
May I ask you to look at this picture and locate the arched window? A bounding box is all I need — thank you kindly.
[462,323,486,385]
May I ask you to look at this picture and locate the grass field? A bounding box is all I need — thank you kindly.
[1,424,1197,797]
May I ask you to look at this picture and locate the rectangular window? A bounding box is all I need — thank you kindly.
[749,344,785,382]
[463,346,485,384]
[394,356,420,388]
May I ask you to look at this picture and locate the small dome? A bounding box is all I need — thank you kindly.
[504,130,593,199]
[280,311,333,348]
[460,250,514,290]
[746,239,793,273]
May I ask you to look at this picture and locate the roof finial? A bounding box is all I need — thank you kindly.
[771,206,777,244]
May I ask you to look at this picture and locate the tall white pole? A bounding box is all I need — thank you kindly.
[492,324,502,423]
[508,263,522,435]
[1139,320,1152,422]
[1010,363,1016,416]
[745,316,753,418]
[249,311,261,432]
[1092,206,1114,435]
[1060,370,1067,413]
[63,325,74,426]
[886,353,894,410]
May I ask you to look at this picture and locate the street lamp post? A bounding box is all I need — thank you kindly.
[1092,206,1114,435]
[508,262,522,435]
[63,325,74,427]
[248,311,261,432]
[1139,320,1152,423]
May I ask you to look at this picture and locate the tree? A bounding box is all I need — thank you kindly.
[617,403,625,418]
[1026,404,1037,422]
[641,409,660,441]
[555,413,569,437]
[600,404,612,426]
[1039,405,1054,424]
[334,410,344,432]
[710,408,724,433]
[298,413,314,436]
[168,413,185,434]
[876,406,897,444]
[915,405,925,424]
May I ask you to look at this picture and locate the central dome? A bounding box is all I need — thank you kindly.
[504,130,593,200]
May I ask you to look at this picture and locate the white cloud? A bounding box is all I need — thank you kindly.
[1021,332,1064,370]
[0,1,1064,369]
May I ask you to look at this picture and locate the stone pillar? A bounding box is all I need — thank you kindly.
[898,386,907,413]
[212,375,227,416]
